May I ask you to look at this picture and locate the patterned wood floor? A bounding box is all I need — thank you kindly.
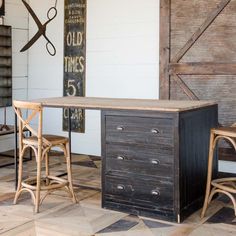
[0,151,236,236]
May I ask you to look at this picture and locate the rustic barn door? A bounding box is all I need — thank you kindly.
[160,0,236,160]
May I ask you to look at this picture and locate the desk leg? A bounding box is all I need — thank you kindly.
[68,108,72,160]
[14,113,18,190]
[57,108,72,179]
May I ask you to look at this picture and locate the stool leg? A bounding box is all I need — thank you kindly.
[201,132,216,218]
[35,150,42,213]
[45,152,50,185]
[65,142,77,203]
[14,149,24,204]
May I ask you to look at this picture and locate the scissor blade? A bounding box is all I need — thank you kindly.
[20,31,42,52]
[22,0,42,28]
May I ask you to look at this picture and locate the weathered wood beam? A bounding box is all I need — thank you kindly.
[169,63,236,75]
[159,0,170,99]
[172,0,231,63]
[172,74,199,100]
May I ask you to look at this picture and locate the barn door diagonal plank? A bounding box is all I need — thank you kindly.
[172,0,231,63]
[172,74,199,100]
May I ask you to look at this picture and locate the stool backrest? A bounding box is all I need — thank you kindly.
[13,100,51,147]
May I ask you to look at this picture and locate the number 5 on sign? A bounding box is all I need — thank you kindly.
[67,79,77,96]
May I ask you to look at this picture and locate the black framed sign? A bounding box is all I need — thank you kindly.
[0,0,5,16]
[63,0,86,132]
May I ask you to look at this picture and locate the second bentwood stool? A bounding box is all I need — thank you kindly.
[201,124,236,218]
[13,100,77,213]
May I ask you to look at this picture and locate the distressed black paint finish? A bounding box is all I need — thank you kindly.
[101,106,218,222]
[63,0,86,132]
[105,144,174,177]
[0,25,12,107]
[105,174,174,210]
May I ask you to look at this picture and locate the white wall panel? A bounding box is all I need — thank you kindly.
[4,0,28,29]
[0,0,28,152]
[219,161,236,174]
[12,77,28,90]
[27,0,159,155]
[12,29,28,78]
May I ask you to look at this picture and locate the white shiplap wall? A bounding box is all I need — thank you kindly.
[27,0,160,156]
[0,0,28,151]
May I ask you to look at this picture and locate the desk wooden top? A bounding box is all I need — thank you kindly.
[32,96,217,112]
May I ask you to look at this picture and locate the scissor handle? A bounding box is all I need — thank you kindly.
[47,7,57,21]
[46,39,56,56]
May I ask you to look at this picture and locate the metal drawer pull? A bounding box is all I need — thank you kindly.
[117,156,125,160]
[117,184,125,190]
[151,160,160,165]
[151,190,160,196]
[151,128,160,134]
[116,126,124,131]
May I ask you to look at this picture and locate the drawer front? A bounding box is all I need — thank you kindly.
[105,116,174,146]
[105,144,174,178]
[104,175,174,211]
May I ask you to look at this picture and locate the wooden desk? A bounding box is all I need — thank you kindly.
[16,97,218,222]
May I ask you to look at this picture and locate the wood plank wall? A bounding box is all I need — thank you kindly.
[160,0,236,162]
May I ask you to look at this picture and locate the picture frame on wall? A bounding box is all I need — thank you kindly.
[0,0,5,16]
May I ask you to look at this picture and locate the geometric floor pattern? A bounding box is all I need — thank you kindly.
[0,151,236,235]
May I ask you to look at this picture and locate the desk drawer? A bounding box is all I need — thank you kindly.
[105,116,174,146]
[105,144,173,177]
[104,174,173,211]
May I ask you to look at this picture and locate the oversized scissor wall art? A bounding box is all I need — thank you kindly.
[20,0,57,56]
[63,0,86,133]
[0,25,12,107]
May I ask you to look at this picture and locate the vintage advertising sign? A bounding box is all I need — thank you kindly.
[63,0,86,132]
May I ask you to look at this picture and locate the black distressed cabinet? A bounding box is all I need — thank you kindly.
[101,105,218,222]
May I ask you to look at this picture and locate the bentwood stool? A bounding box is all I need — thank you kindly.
[201,123,236,218]
[13,100,77,213]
